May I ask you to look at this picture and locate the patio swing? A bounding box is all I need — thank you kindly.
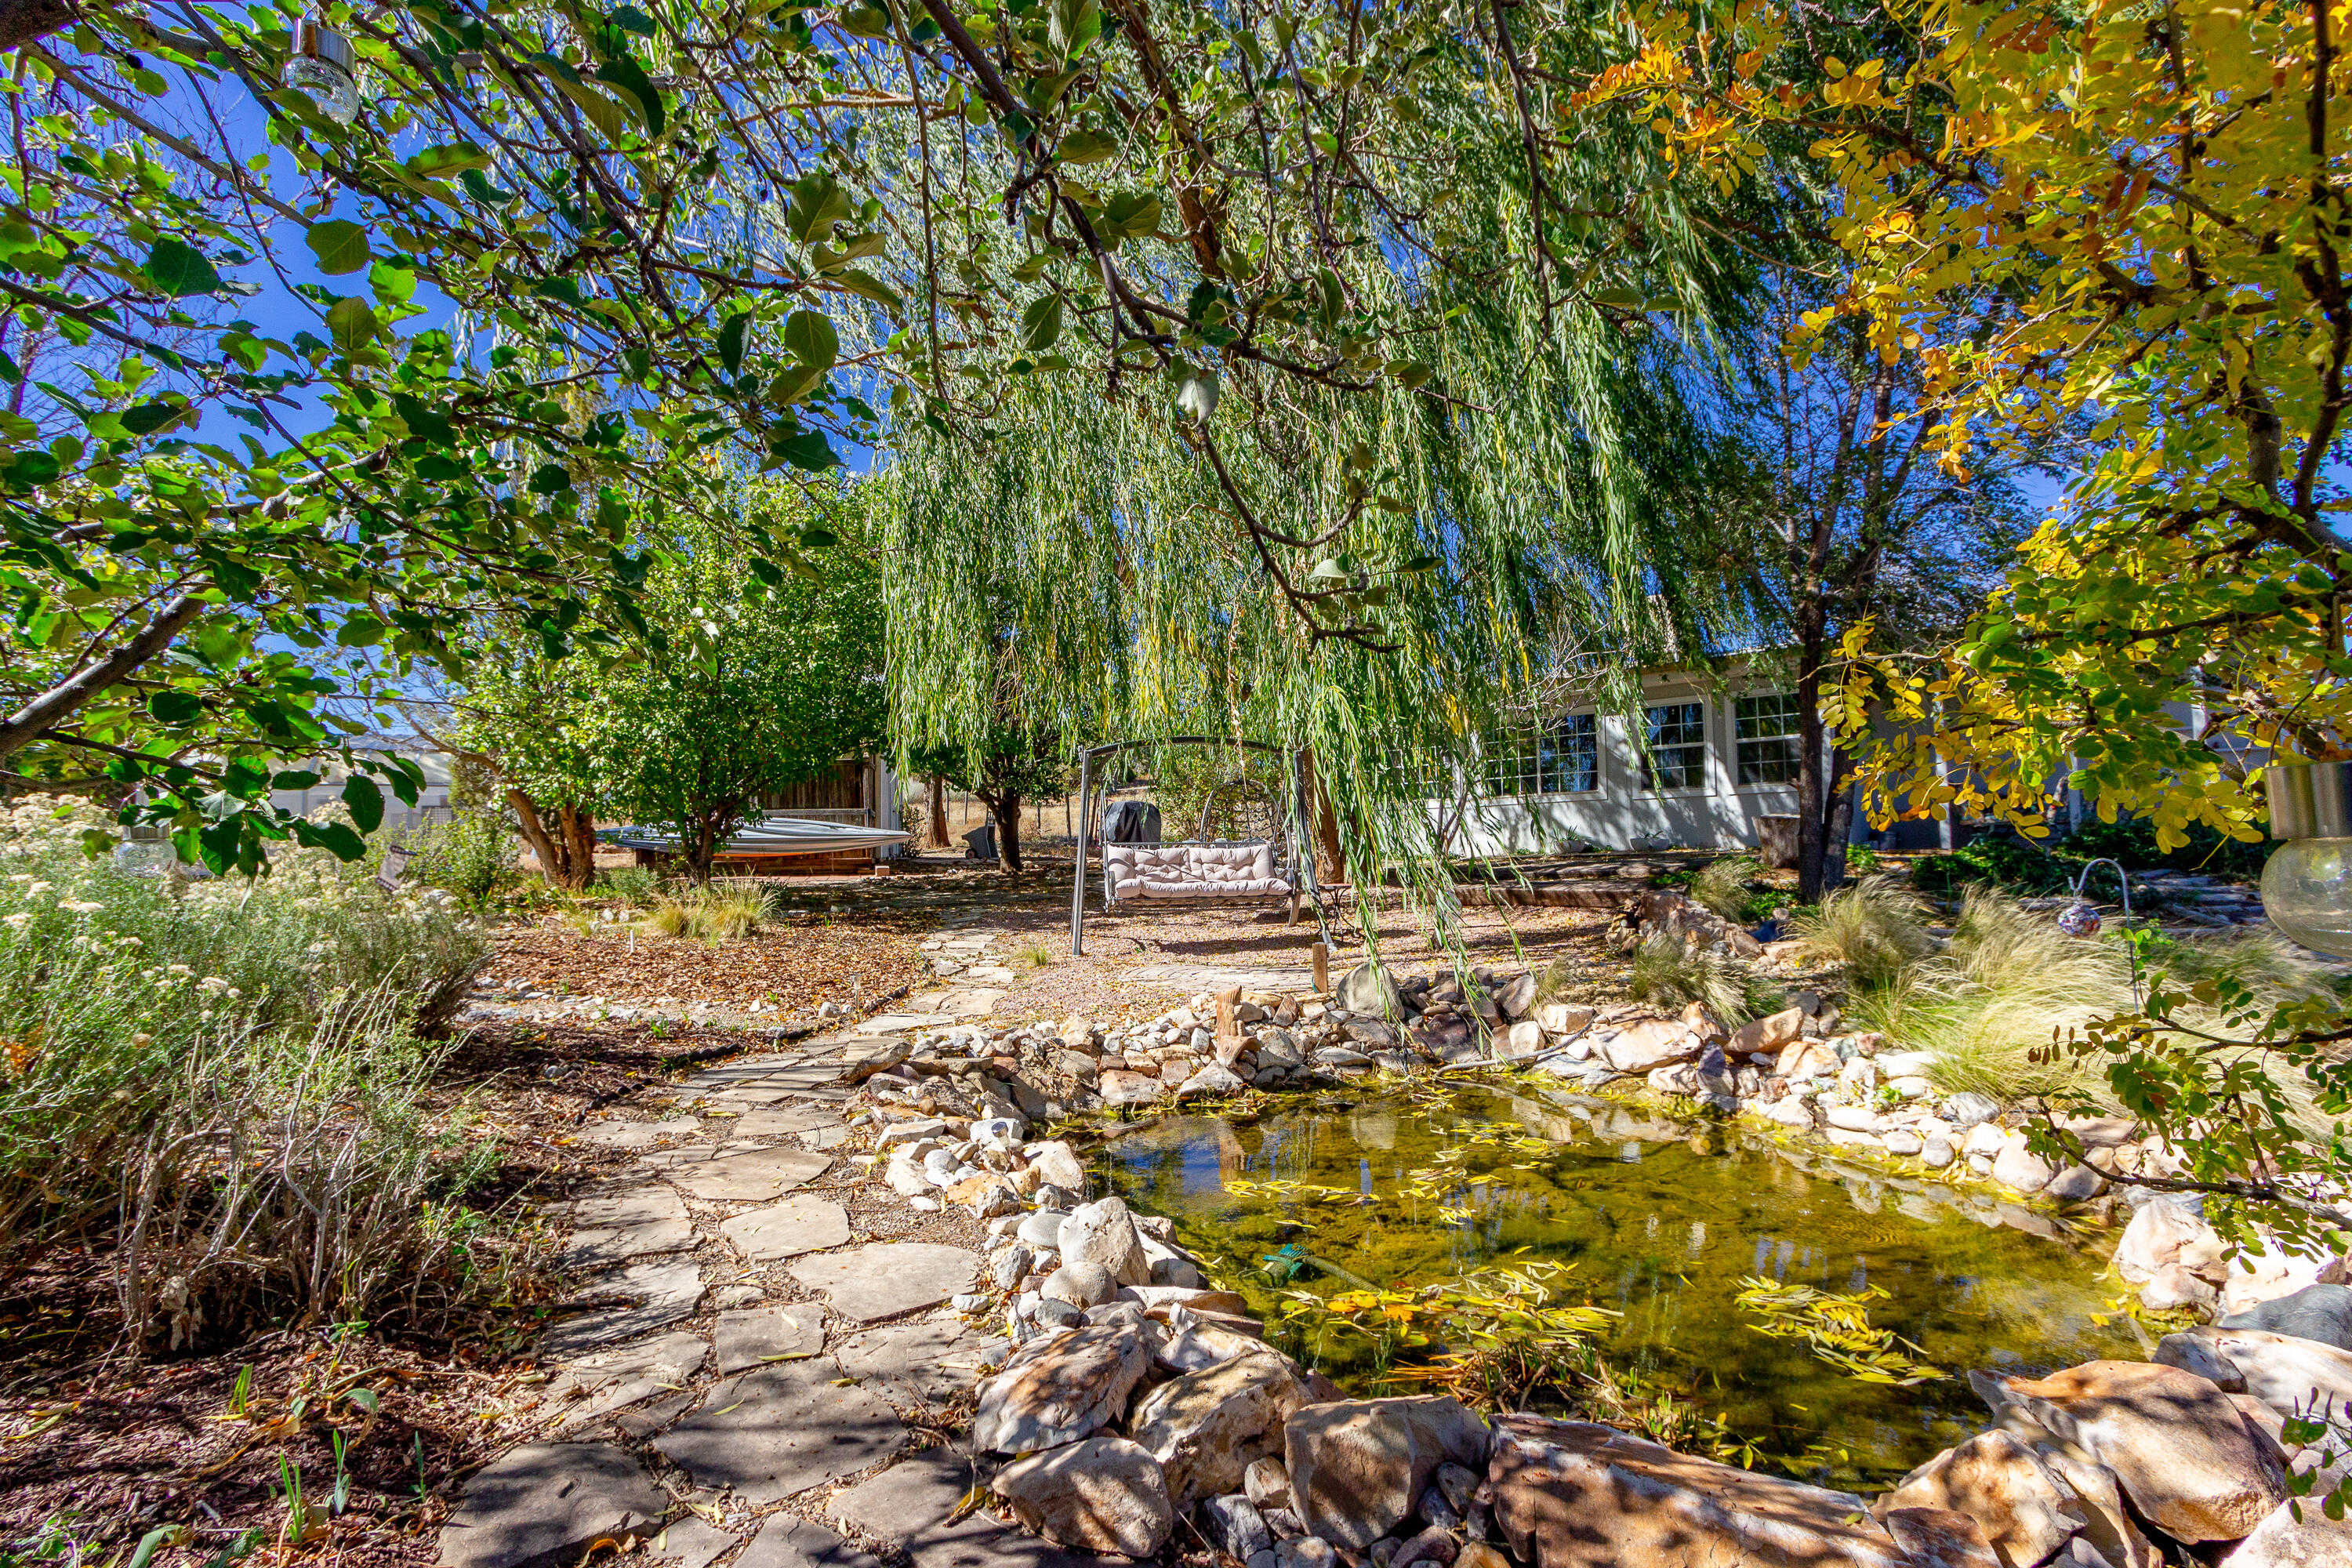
[1066,737,1328,956]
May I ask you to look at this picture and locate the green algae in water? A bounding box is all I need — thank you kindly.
[1094,1083,2140,1491]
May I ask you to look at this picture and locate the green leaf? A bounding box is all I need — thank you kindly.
[147,689,202,725]
[767,362,829,405]
[800,526,839,547]
[336,612,390,647]
[296,818,368,862]
[1316,267,1345,328]
[460,167,517,206]
[548,74,634,140]
[1100,191,1163,241]
[341,775,384,834]
[117,400,180,436]
[1592,285,1648,310]
[304,220,372,275]
[1049,0,1101,53]
[325,298,379,354]
[719,312,750,376]
[528,463,574,494]
[405,142,494,179]
[782,309,839,367]
[1020,293,1063,352]
[142,237,220,296]
[839,5,891,35]
[595,54,665,136]
[1056,129,1117,165]
[773,430,841,471]
[836,269,902,310]
[785,172,853,245]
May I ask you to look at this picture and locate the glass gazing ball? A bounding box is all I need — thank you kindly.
[285,55,359,124]
[2262,838,2352,958]
[2056,902,2103,939]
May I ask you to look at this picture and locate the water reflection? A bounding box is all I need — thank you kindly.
[1094,1084,2134,1488]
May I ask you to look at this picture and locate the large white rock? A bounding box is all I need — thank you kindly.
[1131,1350,1315,1507]
[1880,1431,2086,1568]
[1283,1396,1490,1549]
[2115,1196,2226,1285]
[971,1321,1153,1453]
[1973,1361,2287,1541]
[1488,1414,1910,1568]
[994,1434,1174,1557]
[2161,1327,2352,1423]
[1059,1196,1152,1287]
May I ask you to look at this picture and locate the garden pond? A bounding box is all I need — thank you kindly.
[1092,1080,2140,1492]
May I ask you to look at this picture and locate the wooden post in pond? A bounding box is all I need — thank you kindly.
[1310,942,1330,994]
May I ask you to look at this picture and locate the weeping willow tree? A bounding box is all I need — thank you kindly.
[862,15,1784,926]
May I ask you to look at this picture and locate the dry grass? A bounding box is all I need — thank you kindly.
[1689,855,1760,922]
[644,878,772,942]
[1786,876,1936,988]
[1625,934,1780,1025]
[1843,890,2344,1109]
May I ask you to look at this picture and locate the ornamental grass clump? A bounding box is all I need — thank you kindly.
[1786,876,1935,988]
[1624,933,1779,1024]
[0,796,499,1348]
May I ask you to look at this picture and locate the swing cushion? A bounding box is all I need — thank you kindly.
[1106,841,1289,900]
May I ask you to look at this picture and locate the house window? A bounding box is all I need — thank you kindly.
[1643,702,1705,790]
[1735,693,1803,786]
[1539,715,1599,793]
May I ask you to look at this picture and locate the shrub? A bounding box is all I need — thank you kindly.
[598,864,661,906]
[1786,877,1935,988]
[0,797,499,1345]
[407,808,519,906]
[1624,934,1780,1024]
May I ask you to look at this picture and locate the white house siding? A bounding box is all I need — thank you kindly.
[1437,673,1829,855]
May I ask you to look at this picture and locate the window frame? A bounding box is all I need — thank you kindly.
[1733,691,1804,787]
[1537,713,1600,794]
[1642,700,1708,793]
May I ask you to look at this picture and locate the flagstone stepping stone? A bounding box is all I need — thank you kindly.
[547,1330,708,1434]
[436,1441,667,1568]
[702,1085,797,1108]
[544,1258,706,1358]
[673,1149,833,1202]
[732,1105,844,1138]
[739,1515,885,1568]
[560,1216,696,1270]
[827,1450,989,1550]
[612,1388,700,1439]
[905,1514,1105,1568]
[834,1315,1000,1410]
[654,1361,907,1503]
[715,1301,829,1372]
[577,1116,706,1149]
[631,1142,760,1171]
[723,1196,851,1261]
[646,1518,739,1568]
[804,1125,850,1149]
[570,1182,689,1230]
[786,1243,977,1323]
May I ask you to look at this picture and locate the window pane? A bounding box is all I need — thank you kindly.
[1735,693,1802,784]
[1539,714,1597,793]
[1644,702,1704,790]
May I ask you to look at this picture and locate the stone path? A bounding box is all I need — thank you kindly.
[1122,961,1319,992]
[434,1014,1090,1568]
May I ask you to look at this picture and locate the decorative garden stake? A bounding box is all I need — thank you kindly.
[2059,858,2132,940]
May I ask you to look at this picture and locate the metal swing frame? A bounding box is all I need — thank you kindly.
[1067,737,1330,956]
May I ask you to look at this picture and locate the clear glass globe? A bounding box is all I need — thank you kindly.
[2262,838,2352,957]
[285,56,359,125]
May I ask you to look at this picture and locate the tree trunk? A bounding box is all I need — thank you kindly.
[1301,746,1345,887]
[1794,601,1833,904]
[510,788,567,887]
[559,804,598,891]
[928,773,949,850]
[1822,746,1857,887]
[989,791,1025,873]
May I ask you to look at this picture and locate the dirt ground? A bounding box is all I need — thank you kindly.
[0,858,1650,1563]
